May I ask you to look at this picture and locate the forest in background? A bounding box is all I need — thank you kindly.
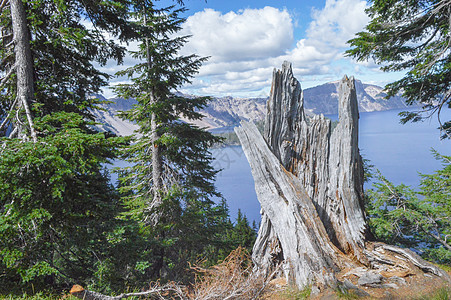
[0,0,257,295]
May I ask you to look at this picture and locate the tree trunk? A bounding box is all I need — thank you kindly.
[142,13,164,279]
[236,121,350,289]
[10,0,36,142]
[236,61,449,292]
[143,12,163,225]
[151,108,162,205]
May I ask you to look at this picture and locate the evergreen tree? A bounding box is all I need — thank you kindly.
[227,210,257,251]
[0,0,137,290]
[346,0,451,139]
[114,1,226,281]
[1,0,134,132]
[365,151,451,264]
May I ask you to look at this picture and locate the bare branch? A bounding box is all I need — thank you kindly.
[0,33,13,41]
[437,89,451,139]
[420,226,451,251]
[0,63,15,90]
[4,39,14,48]
[0,0,9,12]
[70,282,187,300]
[14,105,23,128]
[8,125,17,138]
[0,95,18,132]
[19,95,37,142]
[250,264,282,300]
[0,52,14,67]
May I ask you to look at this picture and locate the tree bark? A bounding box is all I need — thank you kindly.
[143,13,163,224]
[236,61,449,292]
[10,0,36,142]
[236,121,351,288]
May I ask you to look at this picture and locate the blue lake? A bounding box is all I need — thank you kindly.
[214,108,451,223]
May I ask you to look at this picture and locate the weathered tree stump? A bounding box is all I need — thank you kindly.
[235,61,449,294]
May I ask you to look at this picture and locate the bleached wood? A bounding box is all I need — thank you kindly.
[236,61,449,290]
[70,283,186,300]
[236,121,346,288]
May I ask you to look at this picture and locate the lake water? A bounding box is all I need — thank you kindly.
[213,108,451,223]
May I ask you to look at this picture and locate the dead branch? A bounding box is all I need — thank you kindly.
[0,32,13,41]
[4,39,14,48]
[8,125,17,138]
[380,244,444,276]
[0,0,9,12]
[0,63,15,90]
[0,95,18,132]
[189,247,269,300]
[70,282,187,300]
[0,52,14,67]
[20,95,37,142]
[437,89,451,139]
[250,264,282,300]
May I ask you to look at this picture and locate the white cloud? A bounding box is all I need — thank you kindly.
[101,0,375,98]
[177,1,371,96]
[307,0,369,50]
[180,7,293,62]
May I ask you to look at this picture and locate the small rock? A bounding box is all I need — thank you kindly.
[311,286,321,295]
[381,283,399,289]
[342,279,370,297]
[388,276,407,285]
[358,272,383,287]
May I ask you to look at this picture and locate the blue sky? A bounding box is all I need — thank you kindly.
[102,0,405,98]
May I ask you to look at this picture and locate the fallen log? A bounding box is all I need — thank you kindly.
[69,283,186,300]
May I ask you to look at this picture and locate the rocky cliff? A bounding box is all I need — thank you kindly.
[90,95,139,136]
[304,79,408,115]
[92,80,410,136]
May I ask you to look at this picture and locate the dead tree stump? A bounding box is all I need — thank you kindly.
[235,61,449,293]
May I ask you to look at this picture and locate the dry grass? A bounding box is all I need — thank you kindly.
[66,247,281,300]
[188,247,277,300]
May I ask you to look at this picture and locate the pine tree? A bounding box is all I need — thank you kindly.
[114,1,226,280]
[228,210,257,251]
[365,151,451,264]
[1,0,134,135]
[0,0,136,290]
[346,0,451,139]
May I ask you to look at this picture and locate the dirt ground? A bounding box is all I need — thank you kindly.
[262,269,451,299]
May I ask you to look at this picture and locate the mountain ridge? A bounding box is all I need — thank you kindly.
[93,79,411,136]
